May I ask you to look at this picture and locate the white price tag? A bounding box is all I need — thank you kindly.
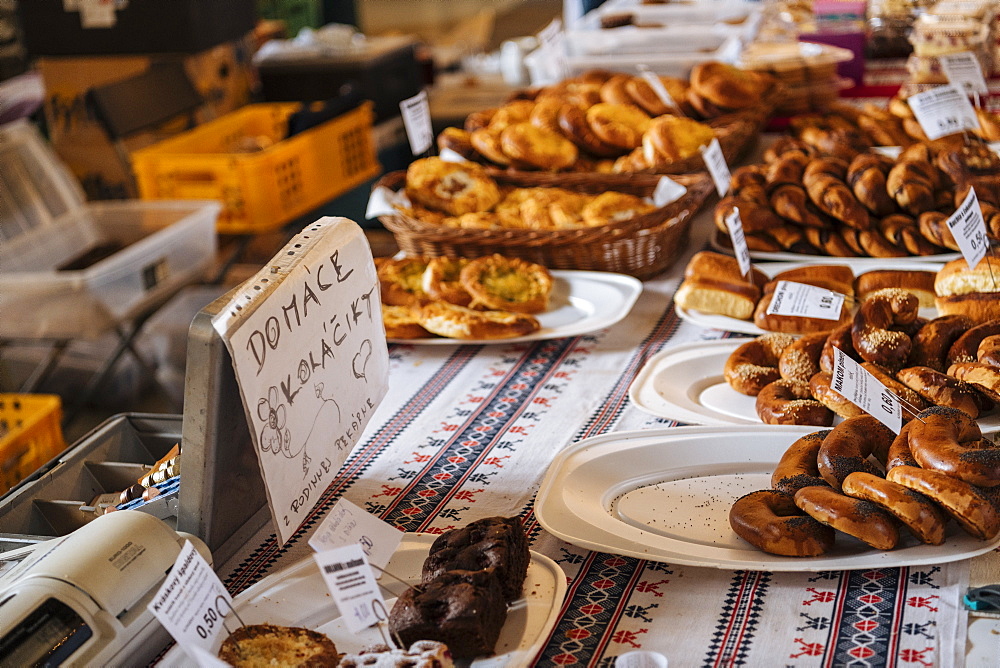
[701,138,731,197]
[399,90,433,156]
[652,176,687,207]
[724,207,752,278]
[830,348,902,433]
[765,281,845,321]
[940,52,989,96]
[314,544,387,634]
[148,542,233,654]
[79,0,117,27]
[309,498,403,570]
[908,84,980,141]
[438,147,468,163]
[639,70,680,113]
[947,187,990,270]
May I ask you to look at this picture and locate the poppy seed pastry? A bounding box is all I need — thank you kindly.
[422,516,529,602]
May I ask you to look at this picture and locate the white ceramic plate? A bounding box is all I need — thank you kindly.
[388,270,643,345]
[535,426,1000,571]
[161,534,566,667]
[628,339,1000,430]
[710,229,962,264]
[675,260,944,335]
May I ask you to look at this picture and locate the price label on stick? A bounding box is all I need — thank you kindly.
[652,175,687,206]
[309,498,403,570]
[148,541,233,655]
[639,69,681,113]
[724,207,752,278]
[765,281,845,320]
[830,347,902,433]
[908,84,980,141]
[701,138,731,197]
[314,544,387,634]
[947,187,990,270]
[940,52,989,96]
[399,90,433,156]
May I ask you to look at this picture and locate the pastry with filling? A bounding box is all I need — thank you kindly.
[460,254,553,314]
[218,624,339,667]
[404,157,501,216]
[418,301,540,340]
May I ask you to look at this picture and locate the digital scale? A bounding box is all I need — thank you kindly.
[0,510,210,667]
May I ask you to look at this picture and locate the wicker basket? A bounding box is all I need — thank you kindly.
[377,170,714,280]
[637,110,763,175]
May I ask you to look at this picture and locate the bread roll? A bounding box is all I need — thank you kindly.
[765,265,855,298]
[856,269,936,307]
[675,251,767,320]
[935,257,1000,322]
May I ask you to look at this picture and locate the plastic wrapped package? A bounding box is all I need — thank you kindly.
[906,49,990,83]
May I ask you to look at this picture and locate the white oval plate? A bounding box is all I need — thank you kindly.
[628,339,1000,430]
[388,270,643,345]
[675,259,944,335]
[160,534,566,667]
[710,229,962,264]
[535,426,1000,571]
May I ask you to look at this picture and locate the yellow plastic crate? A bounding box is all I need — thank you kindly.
[0,394,66,495]
[132,102,380,234]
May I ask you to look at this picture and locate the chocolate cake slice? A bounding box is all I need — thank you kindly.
[388,570,506,660]
[421,516,529,601]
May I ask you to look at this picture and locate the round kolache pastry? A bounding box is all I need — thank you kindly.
[460,254,552,314]
[422,257,472,307]
[404,157,501,216]
[418,301,541,341]
[729,489,836,557]
[218,624,339,667]
[383,305,434,340]
[378,257,432,307]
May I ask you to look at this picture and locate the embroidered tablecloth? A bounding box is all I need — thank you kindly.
[211,216,981,668]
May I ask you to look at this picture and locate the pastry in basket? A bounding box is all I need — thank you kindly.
[382,304,434,340]
[626,75,689,116]
[218,624,338,667]
[580,191,654,226]
[642,115,715,166]
[585,102,651,150]
[688,61,775,111]
[377,257,431,307]
[460,254,553,314]
[500,122,579,171]
[418,301,540,340]
[405,157,501,216]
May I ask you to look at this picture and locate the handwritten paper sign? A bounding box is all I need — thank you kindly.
[947,187,990,270]
[701,138,731,197]
[766,281,845,320]
[213,219,389,544]
[830,347,902,433]
[908,84,980,140]
[149,541,232,655]
[724,207,752,277]
[940,52,989,96]
[314,543,387,634]
[399,90,433,156]
[309,497,403,570]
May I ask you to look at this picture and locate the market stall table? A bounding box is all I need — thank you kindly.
[173,208,1000,668]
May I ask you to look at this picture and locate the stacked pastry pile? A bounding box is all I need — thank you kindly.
[388,517,529,660]
[715,138,1000,258]
[724,299,1000,426]
[436,61,775,173]
[906,4,996,85]
[729,408,1000,557]
[397,157,657,230]
[378,254,552,340]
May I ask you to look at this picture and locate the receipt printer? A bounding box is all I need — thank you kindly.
[0,510,210,666]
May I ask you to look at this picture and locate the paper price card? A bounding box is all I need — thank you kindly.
[538,18,563,49]
[908,84,980,141]
[652,176,687,206]
[765,281,845,320]
[315,543,387,634]
[947,187,989,270]
[639,70,680,113]
[213,219,389,544]
[830,347,902,433]
[724,207,752,277]
[309,497,403,570]
[701,138,731,197]
[399,90,433,156]
[940,52,989,96]
[149,541,233,655]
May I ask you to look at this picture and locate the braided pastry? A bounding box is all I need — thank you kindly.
[805,174,870,230]
[879,214,943,256]
[918,211,959,251]
[769,183,827,228]
[886,160,940,216]
[846,153,897,216]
